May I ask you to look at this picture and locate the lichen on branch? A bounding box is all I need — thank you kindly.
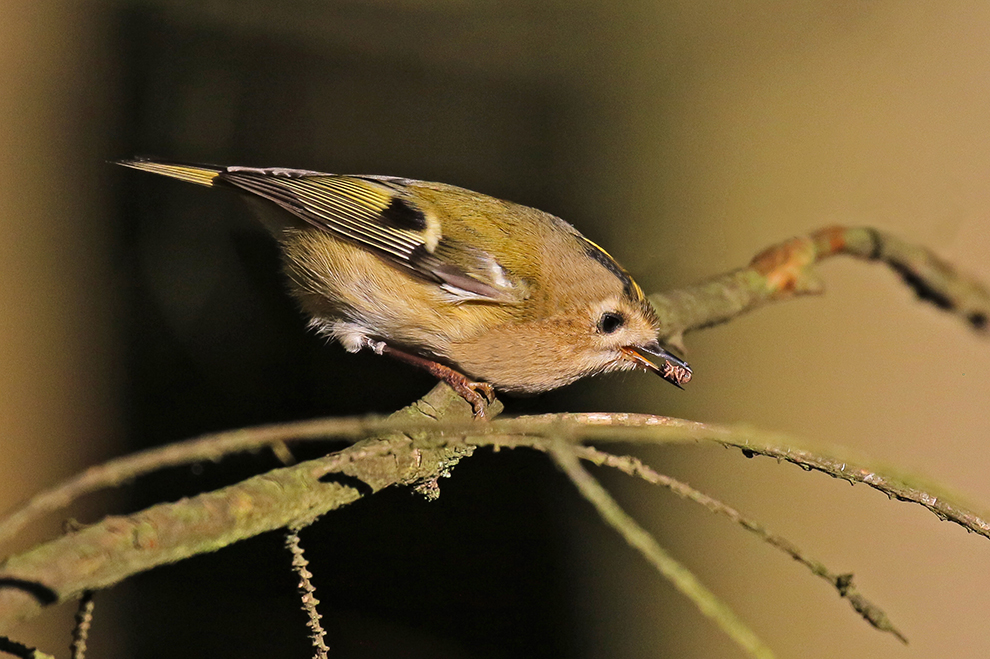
[0,226,987,657]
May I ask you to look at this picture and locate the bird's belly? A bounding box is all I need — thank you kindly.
[280,229,510,360]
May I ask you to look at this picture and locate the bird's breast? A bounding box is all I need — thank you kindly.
[280,228,516,357]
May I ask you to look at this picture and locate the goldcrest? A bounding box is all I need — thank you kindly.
[119,159,691,416]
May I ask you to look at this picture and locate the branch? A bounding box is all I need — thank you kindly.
[286,531,328,659]
[570,445,906,643]
[69,592,94,659]
[548,441,777,659]
[0,398,482,551]
[650,226,989,350]
[2,225,981,552]
[506,413,990,541]
[0,226,985,650]
[2,411,986,632]
[0,385,488,632]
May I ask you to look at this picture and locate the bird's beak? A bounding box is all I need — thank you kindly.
[621,341,692,388]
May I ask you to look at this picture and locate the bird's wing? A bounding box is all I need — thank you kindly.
[118,159,528,303]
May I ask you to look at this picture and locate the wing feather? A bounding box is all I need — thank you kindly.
[224,172,424,262]
[118,159,527,303]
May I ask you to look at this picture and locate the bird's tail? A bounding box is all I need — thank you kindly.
[116,158,222,187]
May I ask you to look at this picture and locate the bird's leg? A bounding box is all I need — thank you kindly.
[364,339,495,419]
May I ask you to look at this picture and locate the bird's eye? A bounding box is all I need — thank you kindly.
[597,311,625,334]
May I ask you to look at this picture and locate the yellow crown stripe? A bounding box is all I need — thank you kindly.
[578,236,646,302]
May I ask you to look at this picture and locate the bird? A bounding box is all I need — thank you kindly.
[118,158,691,418]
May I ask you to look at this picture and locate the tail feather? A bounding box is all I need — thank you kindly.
[116,158,222,187]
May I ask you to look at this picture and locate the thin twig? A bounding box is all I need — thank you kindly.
[573,445,907,643]
[650,225,990,349]
[548,440,776,659]
[509,413,990,540]
[0,413,691,550]
[286,531,328,659]
[10,410,988,550]
[270,441,297,466]
[3,409,988,634]
[0,385,484,632]
[0,420,985,641]
[70,591,94,659]
[0,417,402,550]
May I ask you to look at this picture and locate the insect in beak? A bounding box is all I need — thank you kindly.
[621,341,692,388]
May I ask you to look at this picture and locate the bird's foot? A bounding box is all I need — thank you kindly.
[372,341,495,419]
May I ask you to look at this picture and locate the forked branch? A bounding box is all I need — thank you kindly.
[0,226,986,657]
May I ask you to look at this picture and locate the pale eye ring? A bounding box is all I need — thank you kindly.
[597,311,625,334]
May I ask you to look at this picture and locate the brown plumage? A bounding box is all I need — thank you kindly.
[119,159,691,416]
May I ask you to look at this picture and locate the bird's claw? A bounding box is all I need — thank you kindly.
[453,380,495,419]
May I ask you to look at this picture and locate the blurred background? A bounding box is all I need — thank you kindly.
[2,1,990,657]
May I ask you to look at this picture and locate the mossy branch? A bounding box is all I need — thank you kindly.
[0,226,986,656]
[650,225,989,350]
